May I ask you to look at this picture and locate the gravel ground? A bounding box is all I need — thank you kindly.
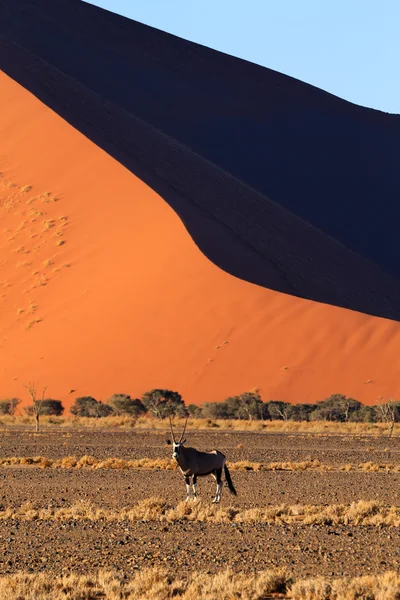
[0,428,399,578]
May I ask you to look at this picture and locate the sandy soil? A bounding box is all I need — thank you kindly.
[1,72,400,408]
[0,429,399,579]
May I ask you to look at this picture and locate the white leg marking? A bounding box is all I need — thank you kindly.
[193,483,197,500]
[217,482,222,502]
[213,481,222,503]
[185,483,191,502]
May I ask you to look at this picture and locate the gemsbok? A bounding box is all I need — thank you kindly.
[168,416,237,503]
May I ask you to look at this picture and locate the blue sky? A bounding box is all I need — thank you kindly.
[85,0,399,114]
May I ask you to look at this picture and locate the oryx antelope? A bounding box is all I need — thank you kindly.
[168,416,237,503]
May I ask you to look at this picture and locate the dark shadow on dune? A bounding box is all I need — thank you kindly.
[2,0,400,278]
[1,0,400,321]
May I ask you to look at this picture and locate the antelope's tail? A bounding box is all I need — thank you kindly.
[224,464,237,496]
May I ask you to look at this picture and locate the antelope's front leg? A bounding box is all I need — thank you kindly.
[185,476,191,502]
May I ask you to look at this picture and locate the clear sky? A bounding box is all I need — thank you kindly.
[84,0,399,114]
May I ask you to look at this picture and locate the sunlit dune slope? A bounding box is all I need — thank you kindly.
[1,72,400,407]
[2,0,400,279]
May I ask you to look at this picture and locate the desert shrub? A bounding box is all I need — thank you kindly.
[223,395,241,418]
[285,403,316,422]
[223,392,267,420]
[201,402,230,419]
[107,394,146,417]
[310,394,361,422]
[70,396,113,418]
[0,401,11,415]
[0,398,21,415]
[141,389,187,419]
[350,404,376,422]
[187,404,203,418]
[23,399,64,416]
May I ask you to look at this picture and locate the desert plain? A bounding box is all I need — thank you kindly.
[0,422,399,598]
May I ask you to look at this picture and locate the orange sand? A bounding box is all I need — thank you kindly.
[1,72,400,408]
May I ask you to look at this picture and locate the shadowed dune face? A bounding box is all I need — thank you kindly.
[2,0,400,280]
[1,72,400,407]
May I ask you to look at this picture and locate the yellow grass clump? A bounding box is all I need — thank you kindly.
[291,570,400,600]
[0,568,400,599]
[0,568,289,600]
[230,459,322,472]
[1,499,400,528]
[0,454,177,471]
[1,454,400,474]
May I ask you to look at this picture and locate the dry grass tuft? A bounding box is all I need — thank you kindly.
[0,567,291,599]
[1,453,400,475]
[0,455,176,471]
[291,570,400,599]
[230,459,322,472]
[1,498,400,528]
[0,568,399,599]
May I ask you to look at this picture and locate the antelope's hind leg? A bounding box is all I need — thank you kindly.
[185,476,191,502]
[192,474,198,501]
[212,468,223,503]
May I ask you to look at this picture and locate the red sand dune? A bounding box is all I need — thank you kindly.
[1,72,400,408]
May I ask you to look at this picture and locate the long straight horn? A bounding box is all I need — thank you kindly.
[168,415,176,443]
[179,416,188,443]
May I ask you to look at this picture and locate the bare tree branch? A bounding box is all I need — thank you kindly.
[23,382,47,432]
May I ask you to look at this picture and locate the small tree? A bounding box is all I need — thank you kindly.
[375,396,397,438]
[141,389,187,419]
[267,401,292,421]
[224,392,266,420]
[9,397,22,416]
[237,392,266,420]
[23,382,47,432]
[107,394,146,417]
